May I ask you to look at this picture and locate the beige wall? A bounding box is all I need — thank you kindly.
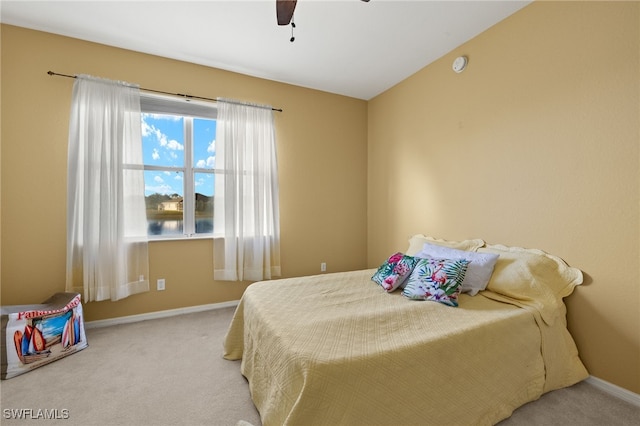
[0,25,368,320]
[368,1,639,394]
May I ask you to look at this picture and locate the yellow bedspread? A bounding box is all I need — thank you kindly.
[223,269,587,426]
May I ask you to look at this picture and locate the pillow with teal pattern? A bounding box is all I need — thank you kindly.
[402,257,470,306]
[371,252,418,292]
[415,242,499,296]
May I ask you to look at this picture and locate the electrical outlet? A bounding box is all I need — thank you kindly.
[320,262,327,272]
[157,278,166,291]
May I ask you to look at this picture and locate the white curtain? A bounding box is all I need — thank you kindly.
[213,99,281,281]
[66,75,149,302]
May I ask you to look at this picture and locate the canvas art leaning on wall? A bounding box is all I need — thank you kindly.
[1,293,88,380]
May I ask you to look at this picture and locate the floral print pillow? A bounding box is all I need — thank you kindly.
[402,257,470,307]
[372,252,418,292]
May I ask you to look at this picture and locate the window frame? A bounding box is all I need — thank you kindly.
[139,92,218,240]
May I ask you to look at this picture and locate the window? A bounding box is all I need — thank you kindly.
[140,93,217,238]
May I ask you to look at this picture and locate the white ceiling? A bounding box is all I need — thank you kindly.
[0,0,531,100]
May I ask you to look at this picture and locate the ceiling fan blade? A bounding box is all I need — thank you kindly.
[276,0,297,26]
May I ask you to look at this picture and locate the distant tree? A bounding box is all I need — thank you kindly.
[195,193,213,213]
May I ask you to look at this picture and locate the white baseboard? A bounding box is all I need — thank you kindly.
[586,376,640,407]
[84,300,239,329]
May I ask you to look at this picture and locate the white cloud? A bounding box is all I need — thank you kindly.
[207,139,216,153]
[141,119,152,137]
[154,175,164,183]
[145,183,173,195]
[174,174,183,181]
[152,148,160,160]
[143,122,164,144]
[162,139,184,151]
[141,115,184,155]
[196,156,215,168]
[142,113,180,122]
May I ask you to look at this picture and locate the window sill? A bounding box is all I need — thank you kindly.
[148,234,220,243]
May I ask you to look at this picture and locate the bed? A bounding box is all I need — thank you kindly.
[223,235,588,425]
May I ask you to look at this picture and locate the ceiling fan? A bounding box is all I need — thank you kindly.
[276,0,370,26]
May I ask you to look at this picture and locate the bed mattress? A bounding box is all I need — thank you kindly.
[224,269,587,425]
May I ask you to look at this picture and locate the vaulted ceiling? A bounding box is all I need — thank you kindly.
[1,1,531,100]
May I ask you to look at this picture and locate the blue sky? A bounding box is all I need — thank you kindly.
[141,114,216,197]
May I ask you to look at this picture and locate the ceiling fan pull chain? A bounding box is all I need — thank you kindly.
[290,18,296,42]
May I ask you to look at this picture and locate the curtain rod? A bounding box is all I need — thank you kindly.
[47,71,283,113]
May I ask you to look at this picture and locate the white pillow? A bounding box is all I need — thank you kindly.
[406,234,485,256]
[415,242,499,296]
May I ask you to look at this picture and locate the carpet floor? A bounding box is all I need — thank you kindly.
[1,306,637,425]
